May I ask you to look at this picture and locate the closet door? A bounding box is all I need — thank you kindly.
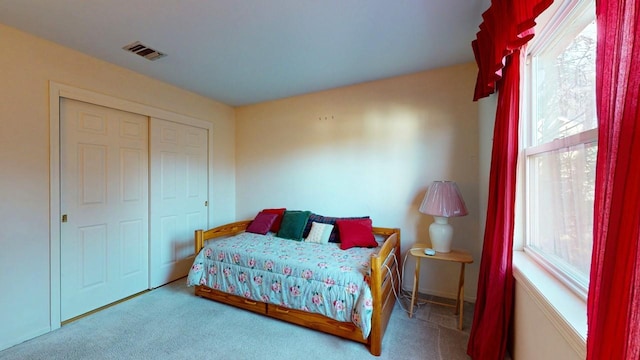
[60,99,149,321]
[150,118,209,288]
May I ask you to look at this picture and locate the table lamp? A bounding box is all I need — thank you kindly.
[419,181,468,253]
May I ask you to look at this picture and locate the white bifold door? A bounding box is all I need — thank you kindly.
[60,99,149,321]
[149,118,208,288]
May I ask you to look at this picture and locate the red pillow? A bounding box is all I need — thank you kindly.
[246,212,278,235]
[261,208,286,232]
[336,218,378,250]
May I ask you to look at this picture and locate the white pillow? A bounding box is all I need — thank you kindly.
[304,221,334,244]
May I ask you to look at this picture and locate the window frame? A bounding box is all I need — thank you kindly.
[521,0,597,301]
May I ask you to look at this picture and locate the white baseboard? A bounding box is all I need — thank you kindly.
[0,326,51,352]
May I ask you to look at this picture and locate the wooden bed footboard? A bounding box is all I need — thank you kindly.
[368,226,402,356]
[193,221,401,356]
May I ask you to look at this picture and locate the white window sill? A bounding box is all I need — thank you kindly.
[512,251,587,358]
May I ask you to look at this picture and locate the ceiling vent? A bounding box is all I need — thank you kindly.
[122,41,166,61]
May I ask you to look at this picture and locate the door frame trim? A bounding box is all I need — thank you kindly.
[49,81,213,330]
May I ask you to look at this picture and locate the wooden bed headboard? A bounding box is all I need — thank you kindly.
[195,221,400,255]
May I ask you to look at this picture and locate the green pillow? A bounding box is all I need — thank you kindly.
[277,210,311,241]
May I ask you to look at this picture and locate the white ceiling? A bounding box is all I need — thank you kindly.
[0,0,489,106]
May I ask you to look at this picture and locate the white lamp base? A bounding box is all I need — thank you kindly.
[429,216,453,253]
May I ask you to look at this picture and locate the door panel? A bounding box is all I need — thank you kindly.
[60,99,149,321]
[150,118,208,288]
[120,219,144,277]
[78,225,107,288]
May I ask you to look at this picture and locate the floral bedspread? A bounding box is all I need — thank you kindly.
[187,232,380,338]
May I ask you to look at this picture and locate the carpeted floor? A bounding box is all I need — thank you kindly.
[0,279,473,359]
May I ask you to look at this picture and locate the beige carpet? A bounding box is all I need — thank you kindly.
[0,279,472,360]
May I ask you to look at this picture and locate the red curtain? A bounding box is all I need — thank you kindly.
[466,49,521,360]
[468,1,553,359]
[472,0,553,100]
[587,0,640,358]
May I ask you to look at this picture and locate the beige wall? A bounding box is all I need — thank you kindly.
[0,24,236,349]
[236,63,481,301]
[512,283,582,360]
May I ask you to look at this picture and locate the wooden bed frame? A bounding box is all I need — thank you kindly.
[193,220,401,356]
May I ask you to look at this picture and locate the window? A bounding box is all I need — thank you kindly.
[523,1,597,298]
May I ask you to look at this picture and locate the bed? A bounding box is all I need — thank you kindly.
[187,220,401,356]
